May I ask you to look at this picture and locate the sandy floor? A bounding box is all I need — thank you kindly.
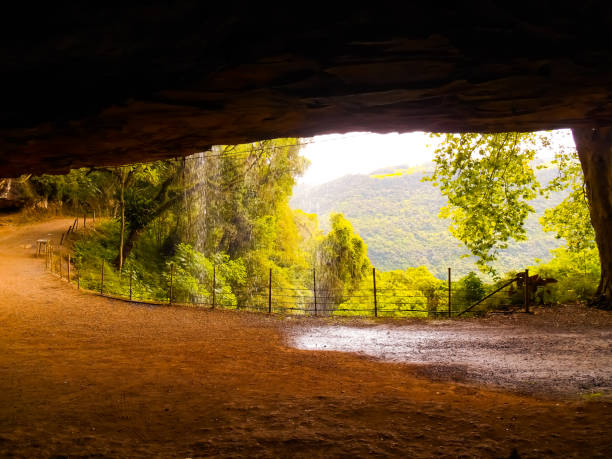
[0,217,611,458]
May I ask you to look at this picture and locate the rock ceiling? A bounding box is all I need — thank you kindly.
[1,3,611,176]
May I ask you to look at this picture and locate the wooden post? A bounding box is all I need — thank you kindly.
[169,263,174,304]
[60,231,66,246]
[83,215,86,228]
[523,268,530,313]
[268,268,272,314]
[100,260,104,294]
[373,267,378,318]
[448,267,452,318]
[129,269,132,300]
[74,217,78,231]
[59,254,63,279]
[313,268,317,316]
[212,265,216,309]
[67,254,71,283]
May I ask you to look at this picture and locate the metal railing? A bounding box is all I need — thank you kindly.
[40,219,595,319]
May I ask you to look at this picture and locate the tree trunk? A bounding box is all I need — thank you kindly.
[119,172,125,273]
[572,126,612,308]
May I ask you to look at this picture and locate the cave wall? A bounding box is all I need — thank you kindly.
[1,3,612,176]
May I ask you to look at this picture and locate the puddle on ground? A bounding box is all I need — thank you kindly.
[291,325,612,395]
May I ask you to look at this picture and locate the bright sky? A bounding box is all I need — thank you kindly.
[298,129,576,186]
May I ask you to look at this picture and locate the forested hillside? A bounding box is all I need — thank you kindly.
[291,164,566,278]
[17,134,598,312]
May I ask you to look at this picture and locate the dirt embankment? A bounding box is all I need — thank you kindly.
[0,217,610,458]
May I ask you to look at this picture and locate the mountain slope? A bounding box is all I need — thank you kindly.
[290,164,565,278]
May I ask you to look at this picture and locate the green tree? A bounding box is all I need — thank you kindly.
[459,272,486,304]
[316,213,371,310]
[540,149,595,252]
[424,132,540,275]
[427,130,609,305]
[571,127,612,307]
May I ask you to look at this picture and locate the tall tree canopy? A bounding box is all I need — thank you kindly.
[427,129,607,306]
[425,132,540,275]
[540,147,595,253]
[315,213,371,308]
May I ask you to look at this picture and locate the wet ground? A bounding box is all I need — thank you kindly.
[291,309,612,397]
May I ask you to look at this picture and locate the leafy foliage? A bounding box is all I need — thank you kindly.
[316,214,370,292]
[425,133,540,274]
[532,247,600,303]
[46,132,600,313]
[459,272,486,304]
[540,149,595,252]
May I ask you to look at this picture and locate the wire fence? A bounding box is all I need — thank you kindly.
[40,217,600,319]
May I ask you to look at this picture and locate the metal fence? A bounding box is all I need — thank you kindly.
[40,218,593,318]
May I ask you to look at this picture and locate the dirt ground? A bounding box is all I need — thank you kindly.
[292,307,612,397]
[0,217,611,458]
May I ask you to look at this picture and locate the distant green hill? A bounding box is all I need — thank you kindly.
[290,164,566,278]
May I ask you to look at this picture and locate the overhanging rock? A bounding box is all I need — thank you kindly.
[1,3,611,176]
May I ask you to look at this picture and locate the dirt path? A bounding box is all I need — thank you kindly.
[0,218,611,458]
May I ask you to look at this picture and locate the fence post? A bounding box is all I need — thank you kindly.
[373,267,378,318]
[169,263,174,304]
[313,268,317,316]
[523,268,529,313]
[100,260,104,294]
[268,268,272,314]
[83,215,86,228]
[129,269,132,300]
[60,231,66,246]
[448,267,452,318]
[67,254,71,283]
[59,253,63,279]
[212,264,216,309]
